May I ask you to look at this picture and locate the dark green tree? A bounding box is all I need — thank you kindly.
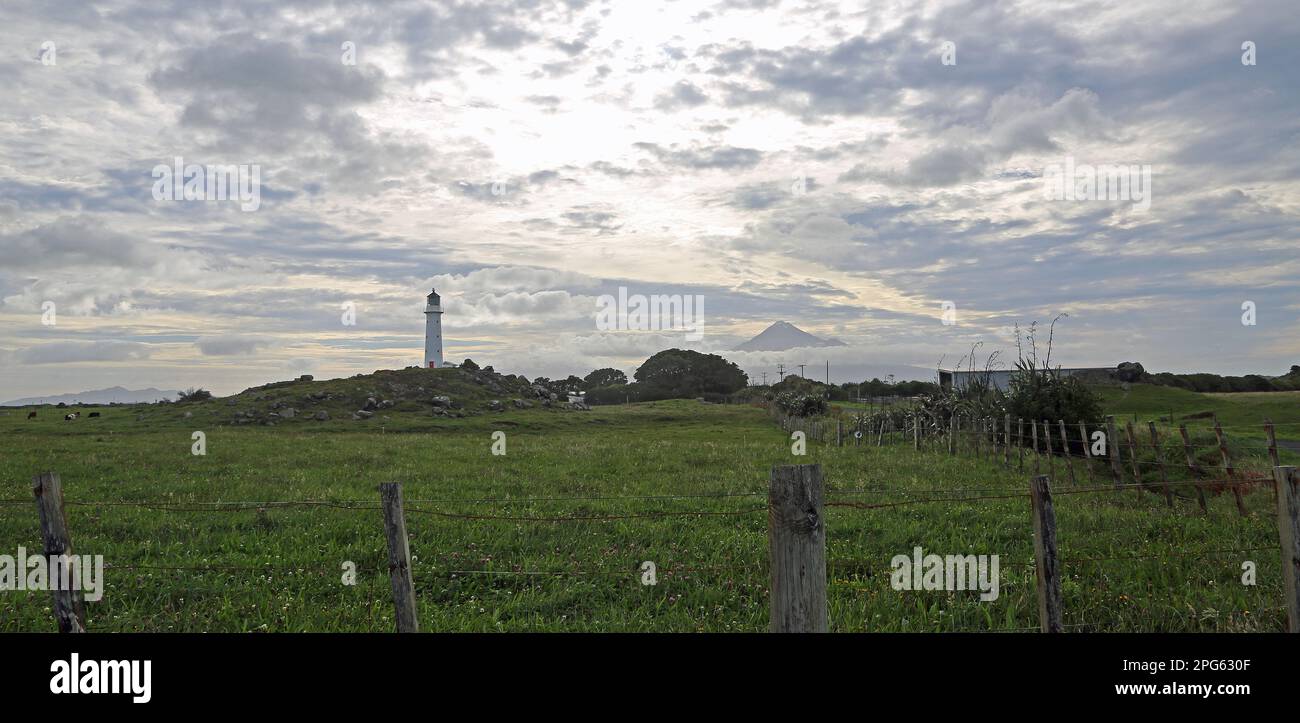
[583,367,628,389]
[634,349,748,398]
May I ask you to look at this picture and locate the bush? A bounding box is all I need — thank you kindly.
[774,392,827,417]
[177,388,213,403]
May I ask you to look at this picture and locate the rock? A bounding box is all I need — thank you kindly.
[512,399,532,409]
[488,400,504,412]
[299,374,313,382]
[281,407,296,419]
[548,392,558,401]
[355,410,374,419]
[431,396,451,408]
[364,397,377,411]
[268,413,280,420]
[377,400,394,409]
[184,411,193,418]
[569,401,590,411]
[314,411,330,421]
[311,391,328,400]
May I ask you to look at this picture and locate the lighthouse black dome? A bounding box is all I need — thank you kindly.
[426,289,440,304]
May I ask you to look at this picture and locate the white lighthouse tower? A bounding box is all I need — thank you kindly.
[423,288,443,368]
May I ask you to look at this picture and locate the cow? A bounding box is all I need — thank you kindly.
[64,412,78,421]
[27,411,37,419]
[88,412,100,418]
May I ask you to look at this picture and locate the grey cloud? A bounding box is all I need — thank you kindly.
[17,341,153,364]
[634,142,763,170]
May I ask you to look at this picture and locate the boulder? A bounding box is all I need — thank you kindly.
[314,411,330,421]
[280,407,296,419]
[355,410,374,419]
[363,397,378,411]
[431,396,452,408]
[488,400,504,412]
[298,374,314,382]
[512,399,532,409]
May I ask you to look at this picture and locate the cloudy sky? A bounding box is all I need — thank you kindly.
[1,0,1298,399]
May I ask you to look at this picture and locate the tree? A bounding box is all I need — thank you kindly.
[583,368,628,389]
[634,349,748,399]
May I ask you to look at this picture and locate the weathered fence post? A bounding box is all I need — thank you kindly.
[31,472,86,633]
[1058,420,1076,486]
[1214,419,1247,516]
[1031,420,1040,474]
[1004,414,1011,468]
[1274,466,1300,632]
[378,482,419,633]
[1017,418,1024,471]
[1179,424,1208,514]
[948,415,956,455]
[768,464,827,633]
[1148,421,1172,507]
[1029,474,1063,633]
[1106,415,1123,488]
[913,413,920,451]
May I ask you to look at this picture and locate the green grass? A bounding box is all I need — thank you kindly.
[0,395,1291,632]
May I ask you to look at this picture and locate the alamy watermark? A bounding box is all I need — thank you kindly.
[890,546,1000,601]
[1042,156,1152,211]
[152,156,261,211]
[1,546,103,602]
[596,287,704,341]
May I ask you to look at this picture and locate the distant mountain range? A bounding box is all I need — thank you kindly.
[2,386,179,406]
[733,321,847,352]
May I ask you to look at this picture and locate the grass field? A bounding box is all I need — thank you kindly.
[3,380,1296,632]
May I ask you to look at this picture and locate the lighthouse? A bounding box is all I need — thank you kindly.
[423,288,443,368]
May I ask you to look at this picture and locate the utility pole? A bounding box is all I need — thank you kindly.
[761,372,768,386]
[797,364,806,379]
[777,363,786,381]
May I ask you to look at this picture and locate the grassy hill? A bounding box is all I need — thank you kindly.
[2,366,589,435]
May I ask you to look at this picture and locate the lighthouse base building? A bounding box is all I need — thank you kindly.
[424,288,443,368]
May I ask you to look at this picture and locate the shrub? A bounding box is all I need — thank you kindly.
[177,388,213,403]
[774,392,827,417]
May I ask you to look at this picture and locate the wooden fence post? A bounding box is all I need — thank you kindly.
[1148,421,1172,507]
[1214,419,1247,516]
[1106,415,1123,488]
[1004,414,1011,468]
[379,482,419,633]
[1274,466,1300,633]
[1029,474,1063,633]
[1058,420,1076,486]
[1031,420,1040,474]
[1179,424,1208,514]
[769,464,827,633]
[1017,418,1024,471]
[948,415,956,455]
[837,420,843,447]
[31,472,86,633]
